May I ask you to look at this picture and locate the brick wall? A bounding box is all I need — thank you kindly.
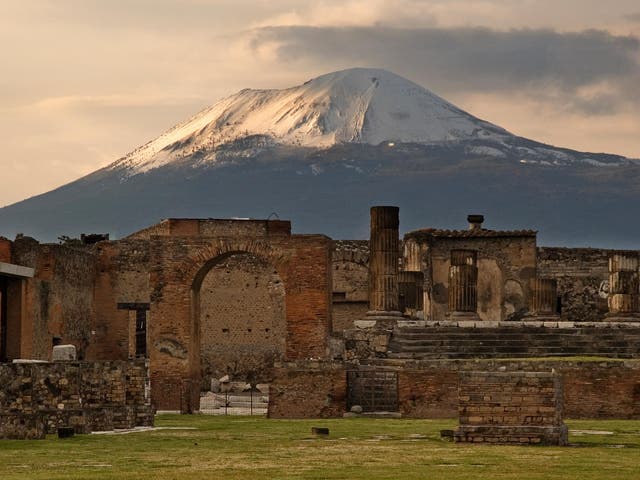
[268,359,640,419]
[127,218,291,240]
[148,232,332,410]
[0,360,152,439]
[199,253,286,386]
[455,371,567,445]
[90,239,150,361]
[0,237,11,263]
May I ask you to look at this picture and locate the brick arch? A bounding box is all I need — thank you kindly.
[185,242,289,399]
[148,233,331,411]
[181,239,288,288]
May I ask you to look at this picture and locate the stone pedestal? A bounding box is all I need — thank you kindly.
[448,250,479,320]
[52,344,77,361]
[366,206,402,326]
[455,371,568,446]
[606,254,640,321]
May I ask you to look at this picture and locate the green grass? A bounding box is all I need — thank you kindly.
[0,416,638,479]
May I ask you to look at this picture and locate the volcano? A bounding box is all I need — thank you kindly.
[0,68,638,247]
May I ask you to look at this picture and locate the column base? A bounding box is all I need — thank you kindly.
[447,311,480,321]
[605,312,640,322]
[354,311,403,329]
[522,313,560,322]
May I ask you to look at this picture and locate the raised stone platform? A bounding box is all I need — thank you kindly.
[387,324,640,359]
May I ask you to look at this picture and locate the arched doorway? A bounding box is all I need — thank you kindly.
[193,252,286,391]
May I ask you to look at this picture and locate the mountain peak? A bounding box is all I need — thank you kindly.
[113,68,509,174]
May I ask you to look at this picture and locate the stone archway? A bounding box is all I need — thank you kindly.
[148,233,331,411]
[193,251,286,390]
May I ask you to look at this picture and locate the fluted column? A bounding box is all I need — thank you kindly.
[366,206,402,323]
[448,250,479,319]
[607,254,640,320]
[529,278,559,319]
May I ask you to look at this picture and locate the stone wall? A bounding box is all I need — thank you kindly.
[331,240,369,331]
[199,253,286,387]
[455,371,568,445]
[268,359,640,419]
[0,360,152,439]
[11,237,97,360]
[268,362,347,418]
[536,247,636,322]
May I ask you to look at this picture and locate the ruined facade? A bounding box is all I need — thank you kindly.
[0,219,331,411]
[2,209,640,420]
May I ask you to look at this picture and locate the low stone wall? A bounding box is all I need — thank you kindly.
[0,360,153,439]
[268,359,640,420]
[454,371,568,445]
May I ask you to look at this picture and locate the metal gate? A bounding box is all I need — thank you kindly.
[347,370,399,412]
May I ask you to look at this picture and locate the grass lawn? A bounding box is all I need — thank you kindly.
[0,415,638,479]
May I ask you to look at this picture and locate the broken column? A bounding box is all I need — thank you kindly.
[607,254,640,321]
[365,206,402,326]
[529,278,559,320]
[448,250,479,320]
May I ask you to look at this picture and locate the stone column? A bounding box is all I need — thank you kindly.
[529,278,559,319]
[365,206,402,325]
[448,250,479,320]
[607,254,640,320]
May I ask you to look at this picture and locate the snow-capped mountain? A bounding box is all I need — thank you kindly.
[0,68,638,246]
[113,68,511,174]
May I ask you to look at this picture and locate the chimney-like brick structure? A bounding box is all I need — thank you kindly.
[448,250,479,319]
[607,254,640,320]
[467,214,484,231]
[366,206,402,323]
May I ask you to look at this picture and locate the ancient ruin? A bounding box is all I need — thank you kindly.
[1,207,640,441]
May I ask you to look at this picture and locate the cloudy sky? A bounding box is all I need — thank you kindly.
[2,0,639,207]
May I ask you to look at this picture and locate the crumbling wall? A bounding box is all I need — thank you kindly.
[11,237,96,360]
[90,240,150,361]
[0,360,152,439]
[404,235,537,321]
[199,253,286,386]
[331,241,369,331]
[536,247,635,322]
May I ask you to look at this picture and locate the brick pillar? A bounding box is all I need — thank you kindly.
[529,278,559,319]
[364,206,402,326]
[448,250,479,320]
[607,254,640,321]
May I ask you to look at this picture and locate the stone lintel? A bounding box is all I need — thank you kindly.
[0,261,34,278]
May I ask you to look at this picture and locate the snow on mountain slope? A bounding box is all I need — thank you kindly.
[111,68,511,174]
